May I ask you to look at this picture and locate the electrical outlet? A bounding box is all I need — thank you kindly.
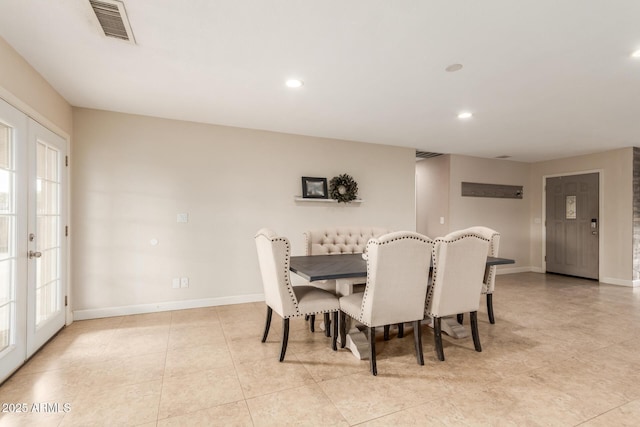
[177,213,189,223]
[172,278,180,289]
[180,277,189,288]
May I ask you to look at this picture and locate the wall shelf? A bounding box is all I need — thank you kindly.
[294,197,363,204]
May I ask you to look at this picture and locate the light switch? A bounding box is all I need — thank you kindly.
[177,213,189,223]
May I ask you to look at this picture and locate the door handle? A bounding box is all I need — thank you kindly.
[28,250,42,259]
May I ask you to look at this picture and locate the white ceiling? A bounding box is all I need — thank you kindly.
[1,1,639,162]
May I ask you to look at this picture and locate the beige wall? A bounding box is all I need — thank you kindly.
[415,155,450,238]
[72,108,417,317]
[448,155,532,272]
[415,154,531,271]
[0,36,72,136]
[529,148,633,285]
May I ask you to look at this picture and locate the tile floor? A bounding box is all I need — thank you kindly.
[1,272,640,426]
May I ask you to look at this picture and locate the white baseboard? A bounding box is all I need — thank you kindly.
[496,266,535,275]
[600,277,638,288]
[73,293,265,321]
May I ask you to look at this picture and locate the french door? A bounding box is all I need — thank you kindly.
[0,98,67,382]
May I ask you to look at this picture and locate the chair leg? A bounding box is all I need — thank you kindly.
[434,317,445,361]
[383,325,390,341]
[487,293,495,324]
[279,318,290,362]
[324,313,331,337]
[456,313,464,324]
[470,311,482,352]
[309,314,315,332]
[397,323,404,338]
[369,327,377,376]
[339,312,347,348]
[332,311,338,351]
[413,320,424,365]
[261,306,273,343]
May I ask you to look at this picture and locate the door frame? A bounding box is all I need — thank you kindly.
[541,169,603,280]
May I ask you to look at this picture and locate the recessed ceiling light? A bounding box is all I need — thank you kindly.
[285,79,304,88]
[457,112,473,119]
[445,64,463,72]
[632,50,640,58]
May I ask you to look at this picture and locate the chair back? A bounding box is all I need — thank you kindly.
[254,228,297,318]
[426,229,490,318]
[463,226,500,293]
[359,231,432,327]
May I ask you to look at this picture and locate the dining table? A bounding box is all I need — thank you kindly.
[290,253,515,359]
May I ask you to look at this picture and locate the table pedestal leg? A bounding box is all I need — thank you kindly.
[425,316,469,339]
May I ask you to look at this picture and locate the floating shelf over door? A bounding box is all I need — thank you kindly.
[294,197,363,203]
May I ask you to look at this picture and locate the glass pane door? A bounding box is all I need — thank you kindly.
[35,142,61,326]
[27,119,66,356]
[0,122,15,352]
[0,98,27,383]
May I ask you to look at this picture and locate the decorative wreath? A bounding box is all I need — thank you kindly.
[329,173,358,203]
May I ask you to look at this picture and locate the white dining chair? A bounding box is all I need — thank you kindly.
[458,226,501,324]
[254,228,339,361]
[339,231,433,376]
[426,229,490,361]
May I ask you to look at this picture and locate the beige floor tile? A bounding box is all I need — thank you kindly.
[2,273,640,426]
[0,365,92,403]
[168,324,226,349]
[119,311,173,328]
[170,306,220,328]
[59,380,161,426]
[164,343,234,377]
[227,335,283,364]
[13,340,111,376]
[158,367,244,420]
[318,364,447,425]
[157,401,253,427]
[103,328,170,358]
[358,396,470,427]
[234,356,315,399]
[581,399,640,427]
[246,383,348,426]
[82,351,167,393]
[0,400,69,427]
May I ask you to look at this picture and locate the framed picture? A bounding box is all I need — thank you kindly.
[301,177,328,199]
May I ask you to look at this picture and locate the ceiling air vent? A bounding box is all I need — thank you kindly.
[89,0,135,43]
[416,151,443,160]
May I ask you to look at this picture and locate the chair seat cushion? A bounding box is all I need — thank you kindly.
[293,286,340,315]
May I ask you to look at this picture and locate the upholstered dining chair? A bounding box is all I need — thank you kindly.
[254,228,339,362]
[457,226,501,324]
[426,229,490,361]
[339,231,433,376]
[303,226,388,334]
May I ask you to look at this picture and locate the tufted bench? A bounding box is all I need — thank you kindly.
[302,227,389,297]
[304,226,389,256]
[301,226,389,333]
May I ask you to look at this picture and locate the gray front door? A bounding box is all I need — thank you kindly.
[545,173,599,279]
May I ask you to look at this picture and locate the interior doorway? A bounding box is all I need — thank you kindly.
[545,172,599,279]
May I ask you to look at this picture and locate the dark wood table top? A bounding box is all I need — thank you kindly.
[290,253,515,282]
